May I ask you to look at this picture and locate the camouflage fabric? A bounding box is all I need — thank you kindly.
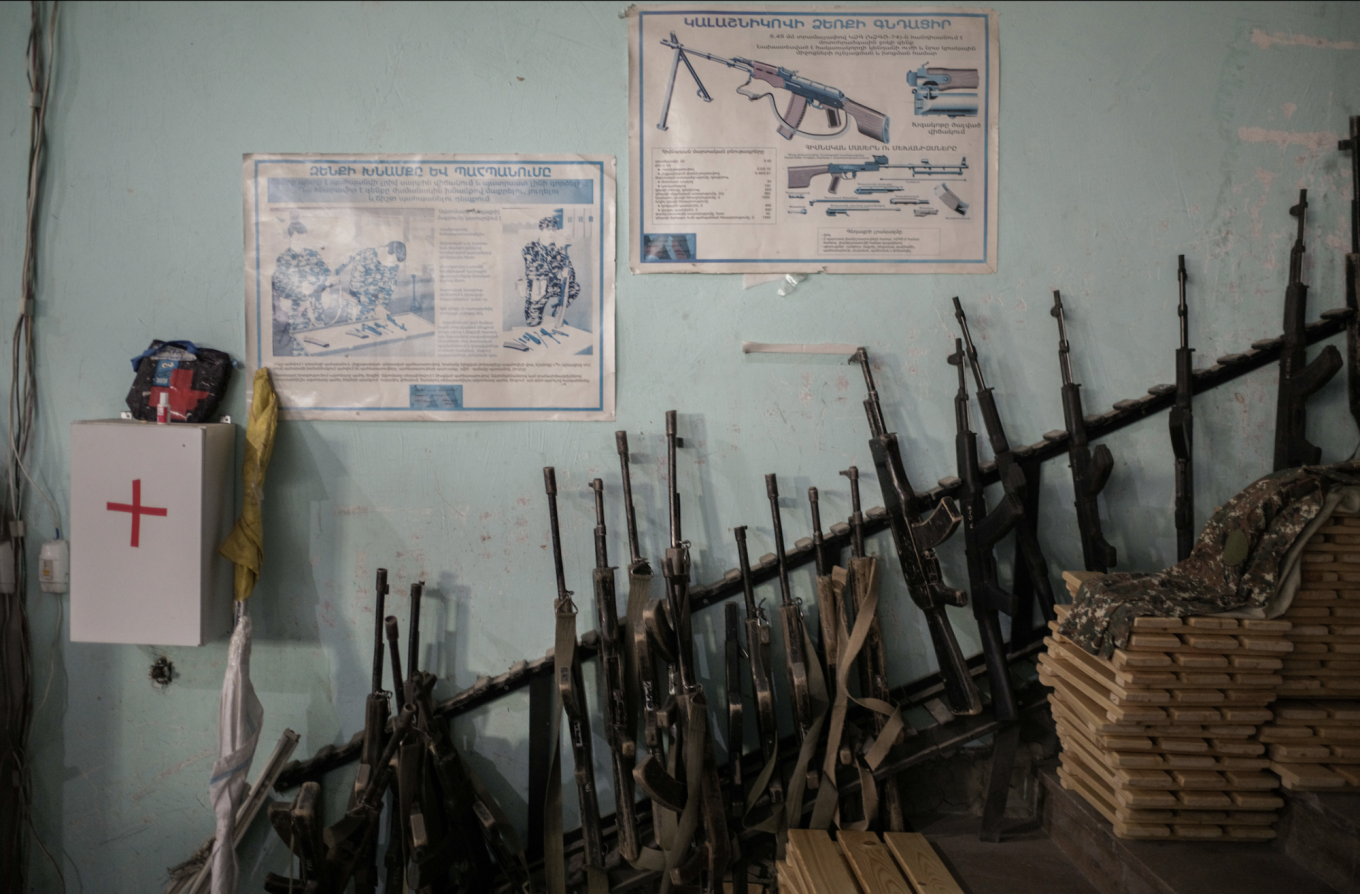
[1057,462,1360,658]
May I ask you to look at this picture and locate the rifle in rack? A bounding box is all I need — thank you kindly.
[1274,189,1342,471]
[808,487,840,686]
[840,466,908,832]
[724,601,746,894]
[850,347,978,716]
[645,411,730,889]
[953,299,1059,625]
[589,478,640,864]
[1170,256,1196,561]
[947,339,1024,842]
[1339,119,1360,432]
[543,468,608,893]
[616,432,677,857]
[947,341,1022,710]
[734,525,784,834]
[382,616,406,893]
[351,569,391,894]
[321,705,417,894]
[1050,292,1117,572]
[766,474,822,784]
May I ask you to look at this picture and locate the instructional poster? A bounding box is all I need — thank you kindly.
[627,6,998,274]
[243,154,615,421]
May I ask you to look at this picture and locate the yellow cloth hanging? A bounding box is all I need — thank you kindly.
[219,368,279,602]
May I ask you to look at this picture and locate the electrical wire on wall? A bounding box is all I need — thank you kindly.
[1,3,60,893]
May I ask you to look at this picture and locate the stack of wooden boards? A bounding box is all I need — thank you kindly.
[1040,582,1289,841]
[1263,508,1360,790]
[776,829,964,894]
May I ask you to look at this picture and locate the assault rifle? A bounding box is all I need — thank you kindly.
[734,525,784,828]
[767,474,818,771]
[657,32,888,143]
[616,431,673,851]
[1050,292,1117,572]
[543,468,606,884]
[645,411,730,888]
[350,569,392,894]
[839,465,908,831]
[788,155,968,191]
[321,705,416,894]
[945,338,1025,842]
[395,584,428,885]
[808,487,840,684]
[850,347,978,716]
[724,600,746,894]
[1339,118,1360,431]
[589,478,640,863]
[382,617,406,893]
[953,299,1059,626]
[1274,189,1342,470]
[1170,256,1196,561]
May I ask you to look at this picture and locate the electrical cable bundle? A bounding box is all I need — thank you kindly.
[1,3,60,892]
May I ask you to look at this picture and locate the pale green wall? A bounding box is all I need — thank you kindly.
[1,1,1358,889]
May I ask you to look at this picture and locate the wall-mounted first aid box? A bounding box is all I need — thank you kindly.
[69,420,235,645]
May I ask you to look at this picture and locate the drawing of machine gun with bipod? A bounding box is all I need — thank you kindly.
[655,32,889,143]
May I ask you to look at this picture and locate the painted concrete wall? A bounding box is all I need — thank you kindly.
[0,1,1357,889]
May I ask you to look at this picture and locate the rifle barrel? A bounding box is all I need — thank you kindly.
[544,467,570,603]
[953,296,988,390]
[1178,255,1189,348]
[735,525,758,617]
[372,569,389,693]
[666,411,681,547]
[1052,291,1074,386]
[767,474,794,607]
[809,486,826,576]
[385,616,404,712]
[615,431,644,567]
[406,582,423,680]
[591,478,608,568]
[840,466,865,559]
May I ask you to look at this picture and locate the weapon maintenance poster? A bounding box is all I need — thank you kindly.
[243,154,616,420]
[628,6,998,274]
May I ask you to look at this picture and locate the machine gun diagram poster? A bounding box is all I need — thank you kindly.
[627,6,998,274]
[243,154,616,420]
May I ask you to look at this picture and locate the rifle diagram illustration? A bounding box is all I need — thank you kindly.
[788,155,968,191]
[906,65,979,118]
[656,32,889,142]
[825,206,901,217]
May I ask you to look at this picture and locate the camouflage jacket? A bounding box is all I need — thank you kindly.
[1057,462,1360,657]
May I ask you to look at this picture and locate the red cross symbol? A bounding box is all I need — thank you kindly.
[106,479,168,548]
[150,368,212,422]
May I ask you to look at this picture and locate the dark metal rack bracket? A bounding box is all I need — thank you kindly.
[274,308,1352,792]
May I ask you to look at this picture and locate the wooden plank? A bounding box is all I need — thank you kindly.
[788,829,862,894]
[838,831,914,894]
[777,861,806,894]
[883,833,965,894]
[1186,617,1239,630]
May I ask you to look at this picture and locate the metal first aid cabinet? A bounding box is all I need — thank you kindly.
[69,419,235,645]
